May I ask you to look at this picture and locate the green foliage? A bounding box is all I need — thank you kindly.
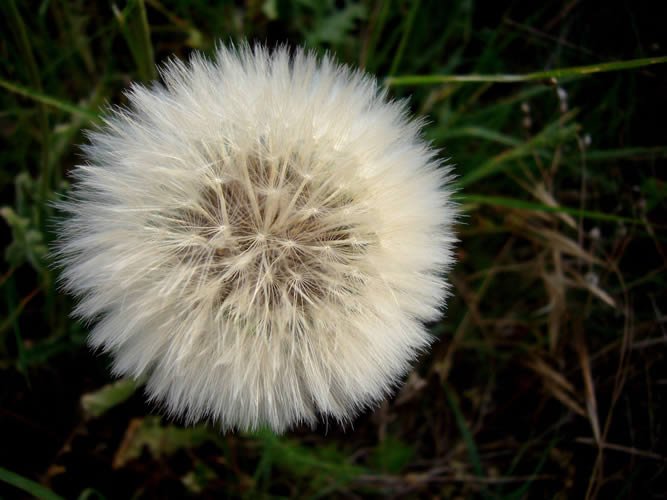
[370,436,415,474]
[251,429,366,494]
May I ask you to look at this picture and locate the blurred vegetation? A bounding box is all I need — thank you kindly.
[1,0,666,498]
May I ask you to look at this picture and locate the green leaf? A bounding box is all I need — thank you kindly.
[306,3,367,46]
[1,206,47,271]
[81,379,138,418]
[113,417,212,468]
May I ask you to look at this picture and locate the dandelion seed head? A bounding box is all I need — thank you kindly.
[56,44,457,432]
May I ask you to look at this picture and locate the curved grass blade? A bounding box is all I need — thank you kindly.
[0,77,99,120]
[386,56,667,86]
[0,466,65,500]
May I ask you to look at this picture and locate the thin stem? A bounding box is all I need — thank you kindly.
[386,56,667,86]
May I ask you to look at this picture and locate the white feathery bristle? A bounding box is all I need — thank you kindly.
[55,43,457,432]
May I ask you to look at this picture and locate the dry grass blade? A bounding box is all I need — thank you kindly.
[568,273,617,308]
[575,438,666,461]
[531,182,577,228]
[525,357,586,417]
[541,251,567,351]
[574,323,601,444]
[531,227,603,266]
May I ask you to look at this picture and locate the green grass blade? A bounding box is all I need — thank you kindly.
[3,277,28,375]
[504,439,557,500]
[457,112,580,187]
[459,194,640,223]
[360,0,391,71]
[113,0,156,82]
[386,56,667,86]
[444,383,484,478]
[0,466,65,500]
[4,0,52,226]
[440,126,523,147]
[388,0,420,76]
[583,146,667,161]
[0,77,99,120]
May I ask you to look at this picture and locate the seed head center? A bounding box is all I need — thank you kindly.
[176,154,373,311]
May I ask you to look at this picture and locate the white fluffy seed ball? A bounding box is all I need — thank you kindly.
[57,44,457,433]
